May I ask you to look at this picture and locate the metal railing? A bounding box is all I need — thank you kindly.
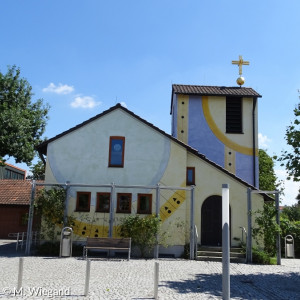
[8,231,39,251]
[239,226,247,262]
[194,225,199,259]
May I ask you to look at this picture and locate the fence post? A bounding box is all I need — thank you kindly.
[154,184,160,259]
[64,181,70,226]
[154,262,159,299]
[84,259,91,296]
[17,257,24,291]
[247,188,252,263]
[222,184,230,300]
[109,183,115,237]
[275,192,281,265]
[189,186,195,260]
[25,180,36,255]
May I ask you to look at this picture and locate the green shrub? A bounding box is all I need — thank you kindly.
[280,218,300,258]
[253,203,280,257]
[119,214,161,258]
[182,243,190,259]
[252,247,272,264]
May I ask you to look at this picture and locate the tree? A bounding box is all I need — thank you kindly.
[252,149,282,260]
[253,202,280,257]
[278,99,300,198]
[282,204,300,222]
[259,149,279,191]
[0,66,49,165]
[27,158,45,180]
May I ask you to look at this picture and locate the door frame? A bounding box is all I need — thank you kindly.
[201,195,231,246]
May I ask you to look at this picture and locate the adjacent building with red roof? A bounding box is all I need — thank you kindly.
[0,180,42,238]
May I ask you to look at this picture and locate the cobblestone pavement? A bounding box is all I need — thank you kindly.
[0,241,299,299]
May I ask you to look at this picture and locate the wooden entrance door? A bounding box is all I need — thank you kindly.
[201,196,222,246]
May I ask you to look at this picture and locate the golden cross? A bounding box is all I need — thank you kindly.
[232,55,249,75]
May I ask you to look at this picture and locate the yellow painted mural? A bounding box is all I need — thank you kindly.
[70,184,187,238]
[202,96,258,156]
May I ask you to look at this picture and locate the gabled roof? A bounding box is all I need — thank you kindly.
[36,103,271,199]
[172,84,262,97]
[0,180,43,205]
[171,84,261,114]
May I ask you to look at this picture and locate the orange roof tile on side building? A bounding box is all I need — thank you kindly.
[0,180,44,206]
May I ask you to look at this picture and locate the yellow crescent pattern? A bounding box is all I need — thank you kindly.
[202,96,258,156]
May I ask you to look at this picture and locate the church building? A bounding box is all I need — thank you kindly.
[36,59,267,257]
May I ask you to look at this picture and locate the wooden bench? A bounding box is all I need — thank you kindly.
[83,237,131,260]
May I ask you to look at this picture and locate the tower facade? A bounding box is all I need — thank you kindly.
[171,84,261,187]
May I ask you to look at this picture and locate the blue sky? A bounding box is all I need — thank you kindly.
[1,1,300,205]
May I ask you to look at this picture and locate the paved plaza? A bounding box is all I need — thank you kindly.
[0,240,299,299]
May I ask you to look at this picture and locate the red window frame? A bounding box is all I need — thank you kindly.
[137,194,152,214]
[76,192,91,212]
[108,136,125,167]
[186,167,195,185]
[116,193,132,213]
[96,192,111,213]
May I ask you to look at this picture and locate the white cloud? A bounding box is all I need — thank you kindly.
[258,133,271,149]
[70,96,101,109]
[275,169,299,206]
[43,83,74,94]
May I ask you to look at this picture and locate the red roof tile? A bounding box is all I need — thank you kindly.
[0,180,43,205]
[172,84,262,97]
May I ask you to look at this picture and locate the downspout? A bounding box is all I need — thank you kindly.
[252,97,257,187]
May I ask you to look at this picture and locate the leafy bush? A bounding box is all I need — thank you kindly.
[119,214,161,258]
[280,218,300,258]
[182,243,190,259]
[252,247,273,265]
[253,202,280,256]
[34,187,75,242]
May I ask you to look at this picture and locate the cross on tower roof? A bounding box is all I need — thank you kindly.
[232,55,250,86]
[232,55,249,76]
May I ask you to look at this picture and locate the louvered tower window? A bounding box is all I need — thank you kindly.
[226,97,242,133]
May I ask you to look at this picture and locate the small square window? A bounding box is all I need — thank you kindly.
[137,194,152,214]
[109,136,125,167]
[96,193,110,213]
[116,193,131,213]
[76,192,91,212]
[186,167,195,185]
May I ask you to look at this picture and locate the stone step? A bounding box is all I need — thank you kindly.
[196,246,246,263]
[197,251,245,258]
[197,246,243,252]
[197,256,246,263]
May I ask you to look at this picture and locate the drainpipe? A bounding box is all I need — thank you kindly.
[252,98,257,187]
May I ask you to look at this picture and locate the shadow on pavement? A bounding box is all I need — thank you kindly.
[0,239,25,257]
[162,271,300,300]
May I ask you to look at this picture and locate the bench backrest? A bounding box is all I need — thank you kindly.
[86,237,131,248]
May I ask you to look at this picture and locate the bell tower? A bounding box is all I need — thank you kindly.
[170,83,261,187]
